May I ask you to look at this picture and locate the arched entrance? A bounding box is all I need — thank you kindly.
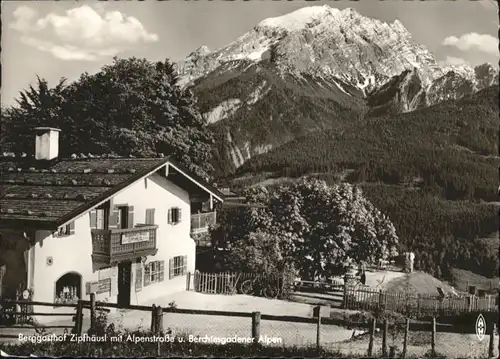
[54,272,82,304]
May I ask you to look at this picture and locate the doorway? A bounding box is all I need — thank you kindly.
[117,262,132,307]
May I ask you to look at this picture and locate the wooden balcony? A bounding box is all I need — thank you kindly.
[191,211,216,234]
[91,225,158,265]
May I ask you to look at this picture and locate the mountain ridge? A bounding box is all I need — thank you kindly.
[175,5,498,173]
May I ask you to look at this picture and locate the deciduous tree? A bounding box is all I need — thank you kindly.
[214,178,399,279]
[2,57,214,180]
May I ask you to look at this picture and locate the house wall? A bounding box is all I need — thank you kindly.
[30,172,196,322]
[115,174,195,304]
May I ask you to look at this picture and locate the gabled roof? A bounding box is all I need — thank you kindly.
[0,153,225,230]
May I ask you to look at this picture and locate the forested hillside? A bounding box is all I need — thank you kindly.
[229,86,499,280]
[190,61,365,176]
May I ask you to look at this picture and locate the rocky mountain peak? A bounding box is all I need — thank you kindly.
[189,45,211,57]
[176,5,446,93]
[255,5,341,32]
[176,5,497,103]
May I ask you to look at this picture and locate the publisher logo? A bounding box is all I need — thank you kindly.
[475,314,486,341]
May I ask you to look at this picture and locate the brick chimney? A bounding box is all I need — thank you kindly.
[34,127,60,160]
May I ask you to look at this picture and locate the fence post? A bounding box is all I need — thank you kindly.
[498,319,500,359]
[90,293,96,330]
[382,319,388,356]
[186,272,191,291]
[378,290,384,311]
[431,317,436,355]
[155,306,164,334]
[402,317,410,358]
[75,300,83,336]
[252,311,261,343]
[151,304,157,333]
[488,323,496,358]
[416,294,421,317]
[342,284,348,309]
[368,317,376,356]
[315,306,321,353]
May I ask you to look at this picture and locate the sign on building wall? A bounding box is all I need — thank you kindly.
[85,278,112,295]
[121,232,149,245]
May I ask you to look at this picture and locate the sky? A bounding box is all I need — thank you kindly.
[1,0,498,107]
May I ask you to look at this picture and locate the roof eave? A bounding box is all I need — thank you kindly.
[165,159,226,201]
[0,218,58,230]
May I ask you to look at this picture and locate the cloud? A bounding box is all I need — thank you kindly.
[439,56,468,67]
[9,5,159,61]
[442,32,498,55]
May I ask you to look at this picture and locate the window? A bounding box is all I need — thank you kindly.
[168,207,182,224]
[90,204,109,230]
[109,205,134,229]
[169,255,187,279]
[55,272,81,304]
[55,222,75,237]
[144,260,165,287]
[118,206,129,229]
[96,208,108,229]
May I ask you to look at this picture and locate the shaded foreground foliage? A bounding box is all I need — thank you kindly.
[0,335,446,359]
[230,87,499,280]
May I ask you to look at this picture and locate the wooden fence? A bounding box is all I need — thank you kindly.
[344,286,499,316]
[187,271,498,317]
[186,271,283,295]
[0,299,79,339]
[1,297,498,358]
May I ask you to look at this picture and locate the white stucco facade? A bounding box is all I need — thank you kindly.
[28,172,197,321]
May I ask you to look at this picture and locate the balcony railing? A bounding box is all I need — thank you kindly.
[91,225,158,264]
[191,211,217,234]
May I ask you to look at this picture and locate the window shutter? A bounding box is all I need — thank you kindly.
[135,264,143,292]
[109,207,119,229]
[159,260,165,282]
[150,208,155,224]
[167,209,172,224]
[178,208,182,222]
[89,210,97,229]
[127,206,134,228]
[110,275,118,297]
[145,209,155,225]
[69,221,76,235]
[144,263,151,287]
[169,258,174,279]
[182,255,188,275]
